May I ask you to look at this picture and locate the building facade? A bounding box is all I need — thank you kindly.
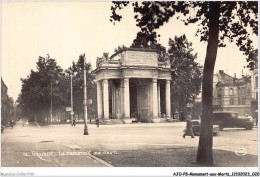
[94,48,172,123]
[250,64,258,119]
[213,70,256,116]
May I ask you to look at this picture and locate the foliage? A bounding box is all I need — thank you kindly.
[169,35,202,112]
[18,55,67,122]
[111,1,258,69]
[18,54,97,122]
[67,54,97,118]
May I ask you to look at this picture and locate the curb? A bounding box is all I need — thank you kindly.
[87,153,113,167]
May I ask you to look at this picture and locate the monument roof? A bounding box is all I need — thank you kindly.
[110,48,157,59]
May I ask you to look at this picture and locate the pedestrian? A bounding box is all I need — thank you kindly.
[95,117,99,128]
[183,115,195,138]
[72,118,76,127]
[10,120,14,129]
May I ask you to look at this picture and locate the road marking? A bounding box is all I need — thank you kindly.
[64,144,113,167]
[35,153,51,163]
[87,153,113,167]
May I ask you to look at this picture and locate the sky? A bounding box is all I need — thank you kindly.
[1,1,258,102]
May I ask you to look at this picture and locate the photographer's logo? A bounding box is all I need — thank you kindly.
[235,148,247,156]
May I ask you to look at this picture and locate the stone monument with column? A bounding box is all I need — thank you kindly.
[94,48,172,123]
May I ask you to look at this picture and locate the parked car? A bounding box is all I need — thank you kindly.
[213,111,253,130]
[190,119,219,136]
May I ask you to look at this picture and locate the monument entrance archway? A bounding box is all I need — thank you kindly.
[94,48,172,123]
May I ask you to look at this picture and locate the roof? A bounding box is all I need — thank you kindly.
[110,47,158,59]
[215,70,251,86]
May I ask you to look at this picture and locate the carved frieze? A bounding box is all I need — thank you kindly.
[123,51,158,67]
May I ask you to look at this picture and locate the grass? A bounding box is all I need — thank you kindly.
[92,147,258,167]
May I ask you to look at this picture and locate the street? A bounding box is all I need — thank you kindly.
[1,120,258,167]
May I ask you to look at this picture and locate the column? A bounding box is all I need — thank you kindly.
[120,79,124,118]
[165,79,171,118]
[157,82,161,117]
[111,82,115,118]
[97,81,103,119]
[123,78,130,118]
[152,78,158,118]
[103,79,109,119]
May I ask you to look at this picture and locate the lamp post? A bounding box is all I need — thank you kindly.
[51,82,53,124]
[83,54,89,135]
[70,73,74,126]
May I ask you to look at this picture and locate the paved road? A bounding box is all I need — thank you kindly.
[1,120,258,167]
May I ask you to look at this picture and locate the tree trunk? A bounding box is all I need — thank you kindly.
[196,2,220,166]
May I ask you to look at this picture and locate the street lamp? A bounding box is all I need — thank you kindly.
[83,54,89,135]
[70,73,74,126]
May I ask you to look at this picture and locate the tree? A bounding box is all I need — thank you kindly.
[168,35,202,116]
[110,1,257,166]
[18,55,67,122]
[67,54,97,119]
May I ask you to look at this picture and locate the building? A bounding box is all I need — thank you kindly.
[213,70,256,116]
[93,48,172,123]
[1,78,10,125]
[250,63,258,120]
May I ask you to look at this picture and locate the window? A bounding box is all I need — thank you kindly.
[234,87,237,95]
[238,98,240,105]
[238,87,240,95]
[229,88,233,95]
[241,97,246,105]
[230,98,234,105]
[224,87,229,95]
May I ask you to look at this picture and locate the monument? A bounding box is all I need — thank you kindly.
[94,48,172,123]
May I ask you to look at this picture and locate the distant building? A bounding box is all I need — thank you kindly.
[1,78,8,103]
[250,62,258,119]
[213,70,254,116]
[1,78,10,125]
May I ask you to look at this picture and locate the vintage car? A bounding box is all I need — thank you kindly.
[213,111,253,130]
[190,119,219,136]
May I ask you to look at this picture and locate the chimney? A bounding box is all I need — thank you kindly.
[219,70,224,74]
[242,69,244,77]
[234,73,236,78]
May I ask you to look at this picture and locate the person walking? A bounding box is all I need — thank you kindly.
[183,115,195,138]
[72,117,77,127]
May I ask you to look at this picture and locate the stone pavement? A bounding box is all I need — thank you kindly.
[1,121,109,167]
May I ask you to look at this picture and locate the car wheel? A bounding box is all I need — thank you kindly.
[245,124,253,130]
